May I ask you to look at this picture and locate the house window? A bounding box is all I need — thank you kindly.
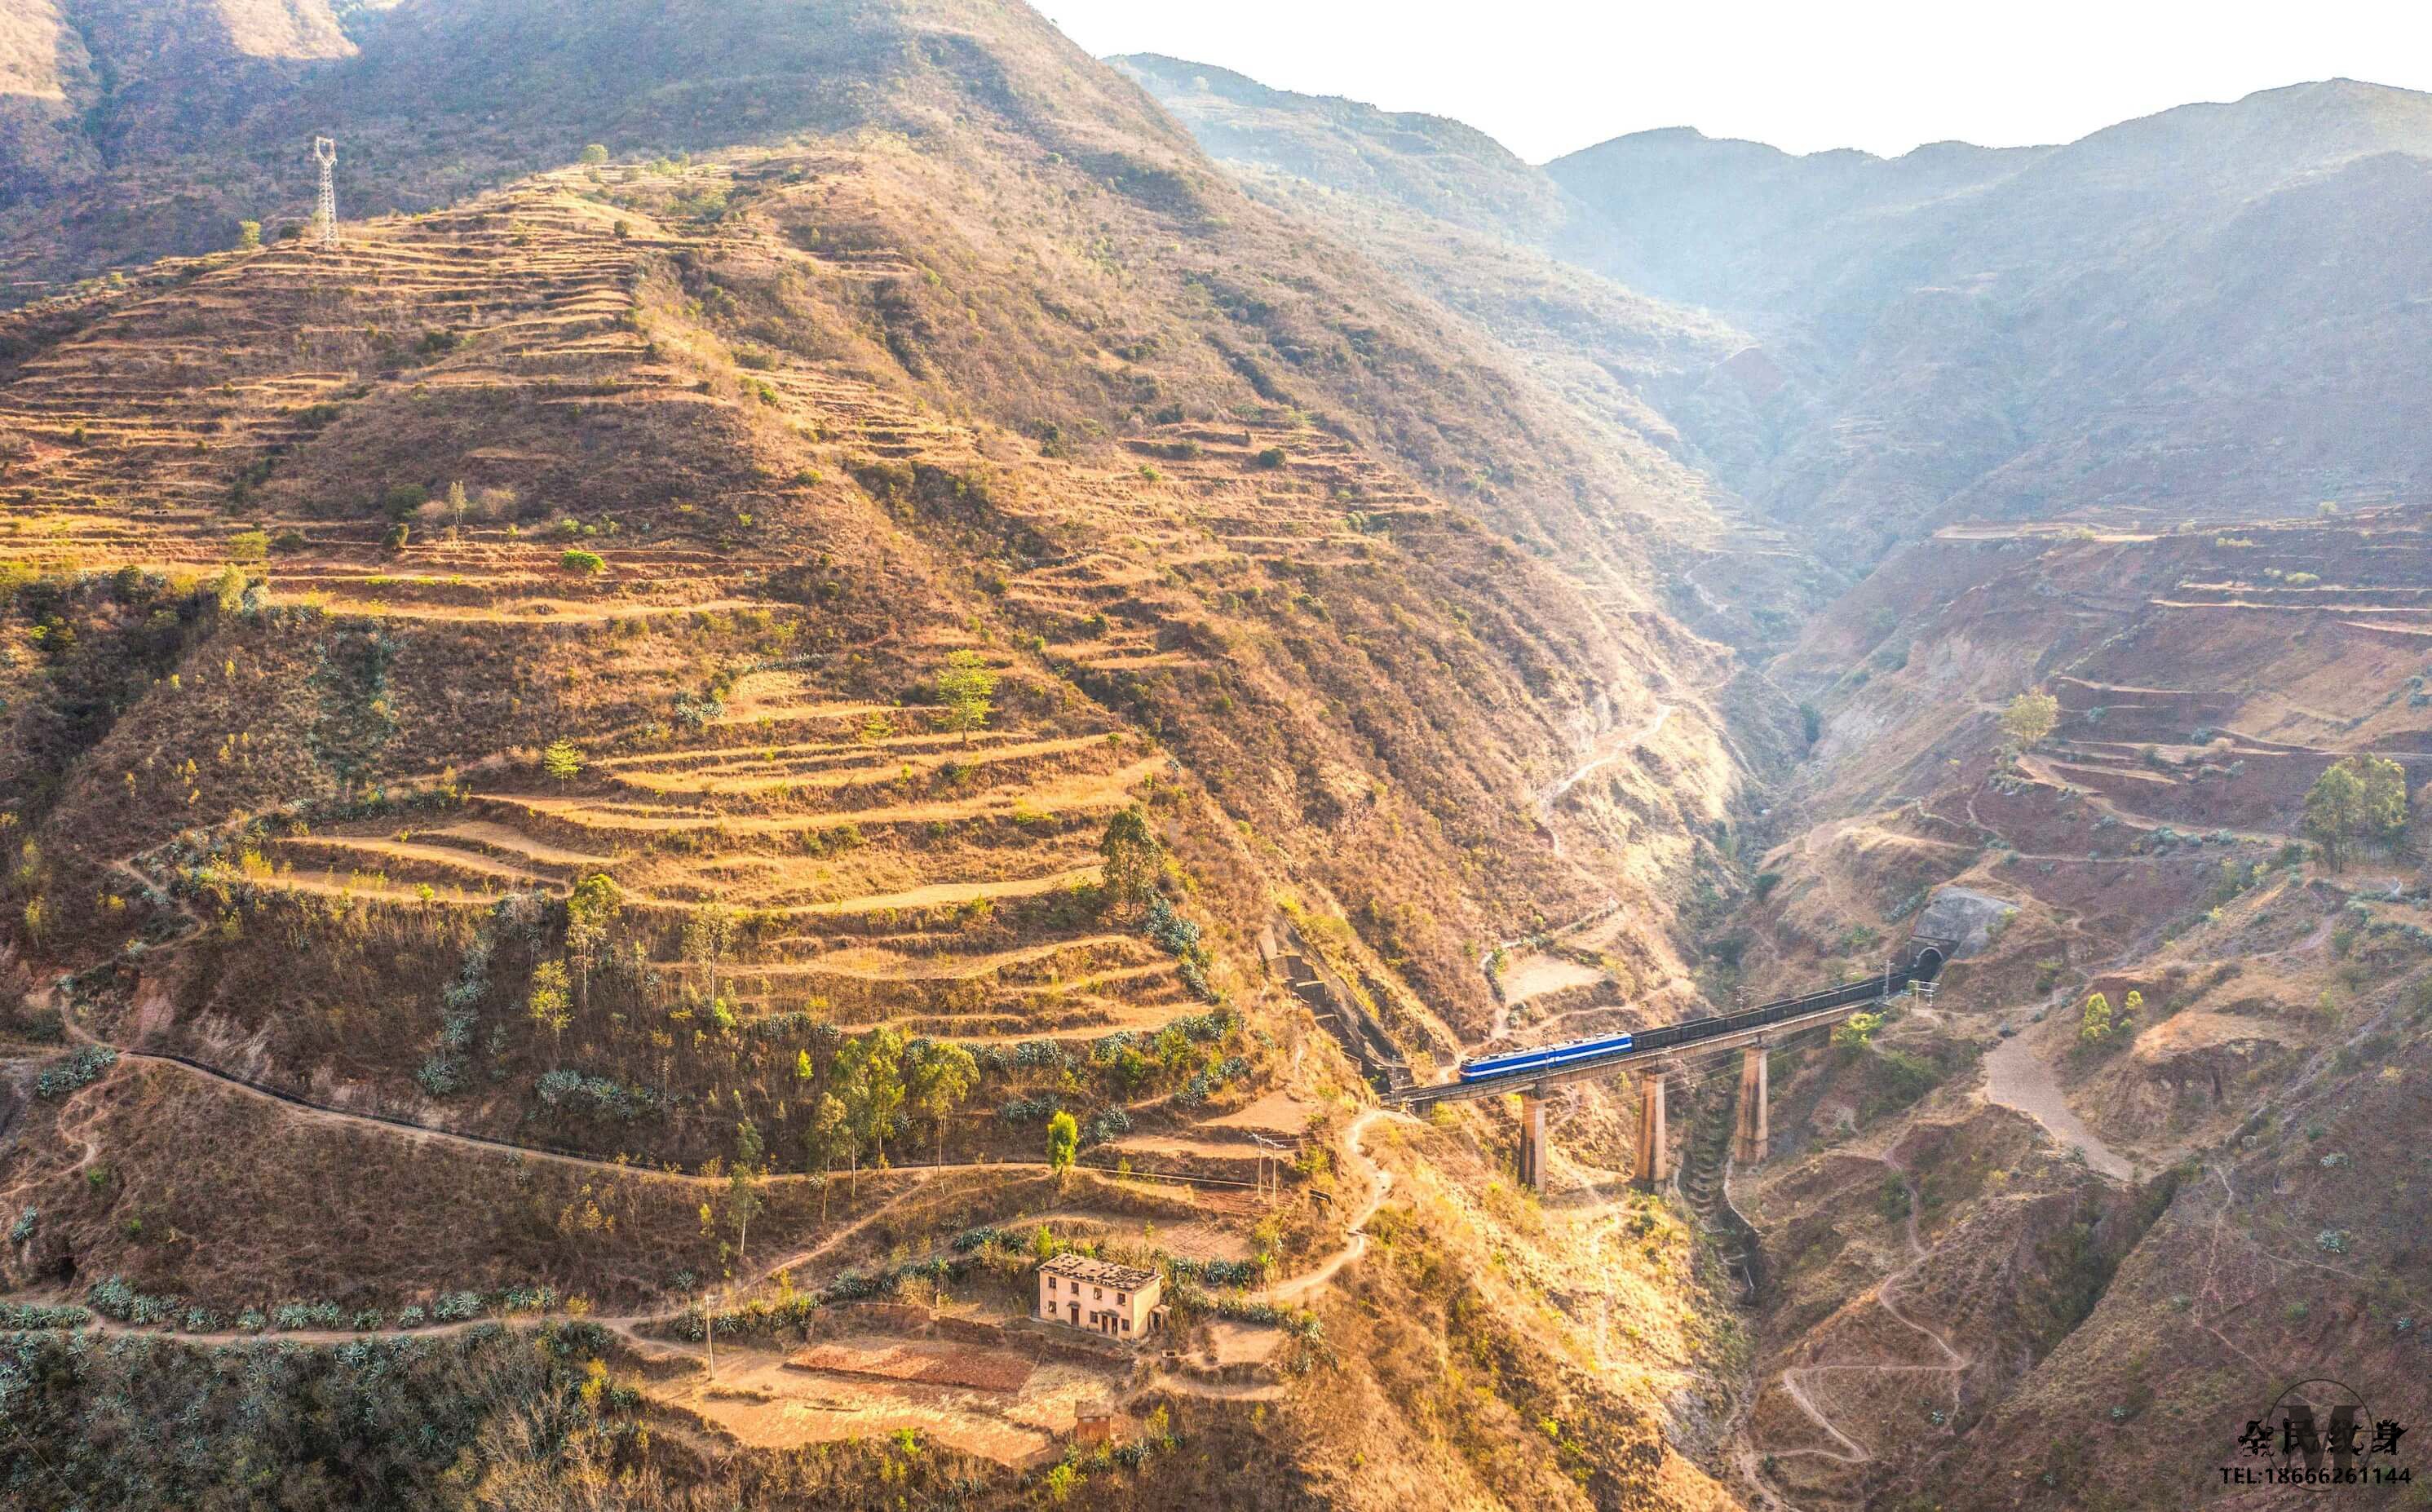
[1121,1318,1131,1333]
[1117,1292,1127,1305]
[1093,1287,1103,1300]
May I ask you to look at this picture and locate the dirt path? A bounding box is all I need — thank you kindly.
[2011,753,2296,849]
[11,838,1343,1362]
[1258,1107,1404,1307]
[1492,953,1604,1006]
[1979,1032,2134,1180]
[1680,564,1733,623]
[1542,702,1675,811]
[46,1113,1399,1354]
[1466,701,1677,1042]
[59,858,1255,1193]
[1508,977,1689,1042]
[1753,1155,1970,1485]
[82,1035,1062,1191]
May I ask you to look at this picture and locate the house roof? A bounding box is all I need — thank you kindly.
[1040,1253,1159,1289]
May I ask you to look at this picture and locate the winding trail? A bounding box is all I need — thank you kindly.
[1475,701,1674,1041]
[7,838,1381,1356]
[1752,1153,1970,1482]
[47,1115,1401,1355]
[77,1037,1257,1193]
[1542,702,1675,811]
[54,857,1256,1190]
[1257,1106,1404,1307]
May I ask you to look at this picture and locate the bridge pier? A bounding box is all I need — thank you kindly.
[1733,1043,1769,1165]
[1633,1071,1669,1188]
[1517,1089,1548,1191]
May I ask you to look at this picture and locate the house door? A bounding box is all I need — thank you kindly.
[1068,1302,1080,1324]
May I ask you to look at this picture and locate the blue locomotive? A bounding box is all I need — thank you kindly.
[1457,1031,1634,1082]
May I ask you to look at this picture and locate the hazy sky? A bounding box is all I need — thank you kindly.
[1041,1,2432,161]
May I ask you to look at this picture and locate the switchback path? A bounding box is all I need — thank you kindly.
[4,844,1347,1364]
[1479,701,1672,1039]
[1753,1152,1970,1483]
[81,1040,1258,1193]
[1257,1106,1406,1307]
[40,1107,1396,1356]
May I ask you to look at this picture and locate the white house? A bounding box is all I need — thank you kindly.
[1037,1253,1164,1340]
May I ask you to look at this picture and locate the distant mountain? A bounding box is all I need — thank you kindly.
[1548,81,2432,546]
[1115,51,1788,574]
[1112,54,1612,257]
[1550,78,2432,325]
[1545,126,2038,319]
[1138,63,2432,555]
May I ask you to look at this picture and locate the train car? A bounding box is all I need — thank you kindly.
[1457,1031,1634,1082]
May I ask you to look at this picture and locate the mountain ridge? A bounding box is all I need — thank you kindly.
[1147,65,2432,554]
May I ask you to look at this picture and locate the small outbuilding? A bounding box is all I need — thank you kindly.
[1037,1253,1164,1341]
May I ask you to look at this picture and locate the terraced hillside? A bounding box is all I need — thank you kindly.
[1699,501,2432,1510]
[0,66,1751,1500]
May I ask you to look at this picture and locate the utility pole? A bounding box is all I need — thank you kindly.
[1249,1132,1290,1203]
[312,137,339,250]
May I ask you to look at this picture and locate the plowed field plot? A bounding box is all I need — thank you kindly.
[788,1335,1034,1392]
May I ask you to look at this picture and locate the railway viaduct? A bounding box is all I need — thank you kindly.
[1271,887,2006,1191]
[1382,941,1950,1188]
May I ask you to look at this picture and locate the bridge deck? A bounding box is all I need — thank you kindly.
[1385,959,1938,1109]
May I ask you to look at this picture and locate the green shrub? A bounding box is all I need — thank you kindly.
[36,1046,115,1098]
[561,549,605,574]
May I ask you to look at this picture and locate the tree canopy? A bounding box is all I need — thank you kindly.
[1098,806,1163,916]
[2000,690,2060,748]
[542,740,583,785]
[933,650,997,745]
[2304,754,2408,871]
[906,1039,977,1165]
[1046,1110,1078,1174]
[563,872,622,1006]
[837,1027,907,1167]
